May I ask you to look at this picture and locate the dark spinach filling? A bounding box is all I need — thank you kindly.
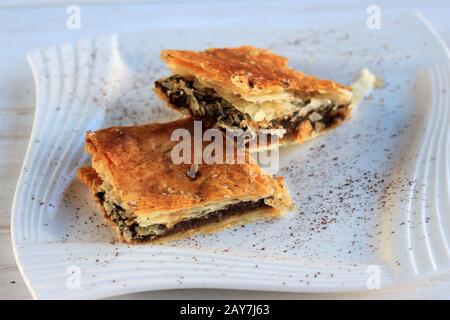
[155,75,350,137]
[155,75,250,129]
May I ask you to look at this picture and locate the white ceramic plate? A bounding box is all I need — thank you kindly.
[11,5,450,299]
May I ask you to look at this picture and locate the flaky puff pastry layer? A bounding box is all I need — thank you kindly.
[160,46,352,103]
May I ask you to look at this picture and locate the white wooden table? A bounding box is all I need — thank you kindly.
[1,0,450,299]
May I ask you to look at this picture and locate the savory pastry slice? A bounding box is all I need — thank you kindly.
[154,46,353,147]
[77,117,293,243]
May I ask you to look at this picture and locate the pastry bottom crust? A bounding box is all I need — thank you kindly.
[78,167,284,244]
[97,199,282,244]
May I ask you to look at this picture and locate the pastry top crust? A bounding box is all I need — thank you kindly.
[77,166,102,193]
[82,117,293,216]
[161,46,351,100]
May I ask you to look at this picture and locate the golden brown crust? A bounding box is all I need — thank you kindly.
[161,46,351,99]
[81,117,293,216]
[77,166,102,193]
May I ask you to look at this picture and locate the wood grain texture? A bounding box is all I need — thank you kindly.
[0,230,30,299]
[1,0,450,299]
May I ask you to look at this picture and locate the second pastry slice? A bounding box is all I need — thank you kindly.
[154,46,353,148]
[78,117,293,243]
